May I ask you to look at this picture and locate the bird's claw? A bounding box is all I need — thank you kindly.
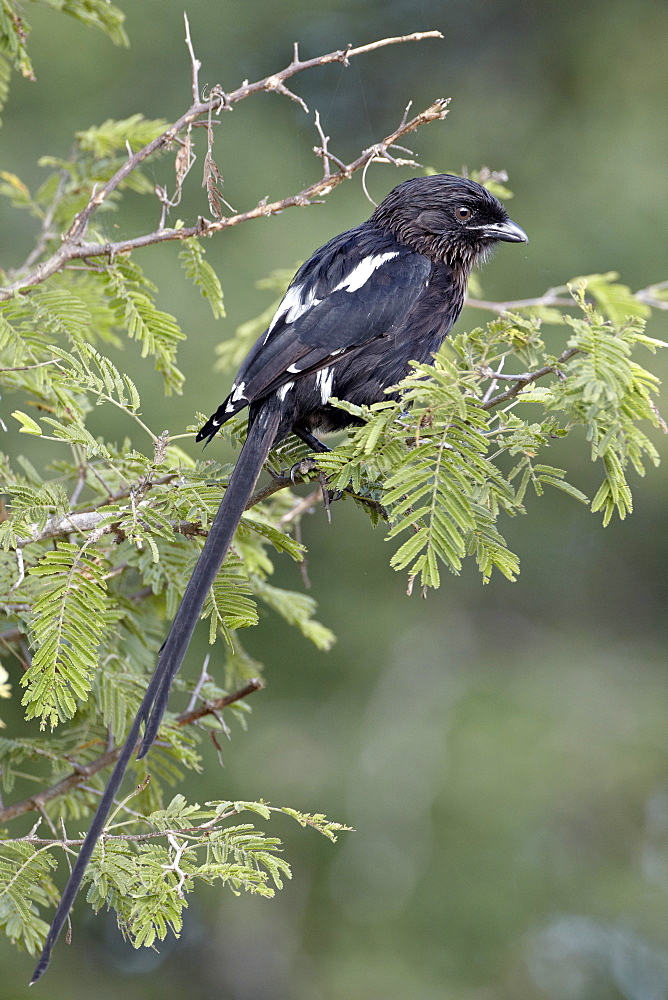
[290,457,319,483]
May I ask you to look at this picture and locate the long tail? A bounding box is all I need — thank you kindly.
[31,403,281,985]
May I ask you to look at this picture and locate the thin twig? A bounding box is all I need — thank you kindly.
[481,354,505,404]
[481,347,581,410]
[0,33,445,301]
[183,13,201,104]
[176,677,264,728]
[12,98,449,284]
[635,280,668,311]
[0,679,264,824]
[278,488,322,525]
[465,288,573,313]
[0,359,59,373]
[184,653,211,714]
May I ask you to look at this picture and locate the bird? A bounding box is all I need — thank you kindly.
[31,173,527,982]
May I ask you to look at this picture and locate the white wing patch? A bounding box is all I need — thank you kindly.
[264,283,322,342]
[316,366,335,404]
[277,380,294,401]
[225,380,247,412]
[263,252,400,344]
[333,251,400,294]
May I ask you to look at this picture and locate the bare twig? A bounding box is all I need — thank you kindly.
[465,287,573,313]
[313,110,349,179]
[184,653,211,715]
[0,359,59,373]
[14,510,115,549]
[0,679,264,824]
[278,488,322,525]
[176,677,264,728]
[481,354,505,404]
[183,13,201,104]
[0,627,24,645]
[0,32,445,302]
[481,347,581,410]
[635,280,668,311]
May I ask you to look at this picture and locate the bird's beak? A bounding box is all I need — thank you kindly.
[478,219,529,243]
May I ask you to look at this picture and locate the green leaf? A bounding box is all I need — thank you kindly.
[0,842,58,954]
[11,410,42,435]
[75,114,166,157]
[250,575,335,650]
[573,272,651,326]
[105,258,185,394]
[21,542,112,728]
[0,4,34,79]
[56,0,128,47]
[179,240,225,319]
[203,555,258,645]
[0,52,10,125]
[29,286,93,344]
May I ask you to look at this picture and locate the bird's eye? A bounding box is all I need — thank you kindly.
[455,206,472,222]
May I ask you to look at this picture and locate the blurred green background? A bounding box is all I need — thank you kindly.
[2,1,668,997]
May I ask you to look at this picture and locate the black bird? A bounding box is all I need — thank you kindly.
[32,173,527,982]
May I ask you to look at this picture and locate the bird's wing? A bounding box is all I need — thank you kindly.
[225,245,432,415]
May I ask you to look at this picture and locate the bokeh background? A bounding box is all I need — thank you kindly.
[2,1,667,998]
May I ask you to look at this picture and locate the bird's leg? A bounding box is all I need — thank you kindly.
[290,427,343,509]
[288,426,329,482]
[293,427,331,453]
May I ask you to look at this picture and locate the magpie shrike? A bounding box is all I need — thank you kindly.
[32,173,526,982]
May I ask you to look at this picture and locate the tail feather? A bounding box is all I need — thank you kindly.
[30,403,281,985]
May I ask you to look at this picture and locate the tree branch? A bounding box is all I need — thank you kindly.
[0,679,264,824]
[466,282,665,314]
[481,346,581,410]
[0,31,444,302]
[465,289,573,313]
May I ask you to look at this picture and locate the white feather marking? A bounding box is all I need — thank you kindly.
[316,366,335,404]
[333,251,400,294]
[225,381,247,412]
[287,363,303,373]
[277,380,294,401]
[264,283,321,342]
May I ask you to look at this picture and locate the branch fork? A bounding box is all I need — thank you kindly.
[1,30,445,301]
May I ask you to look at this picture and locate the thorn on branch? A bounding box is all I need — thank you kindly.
[265,75,309,113]
[338,43,352,68]
[399,101,413,128]
[0,33,449,300]
[313,110,349,179]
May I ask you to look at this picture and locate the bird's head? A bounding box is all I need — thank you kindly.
[371,173,528,269]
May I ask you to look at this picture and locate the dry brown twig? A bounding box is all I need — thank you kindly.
[0,23,445,302]
[0,678,264,824]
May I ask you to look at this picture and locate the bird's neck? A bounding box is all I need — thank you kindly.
[371,216,477,277]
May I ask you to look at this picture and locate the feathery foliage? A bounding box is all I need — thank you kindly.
[0,4,665,965]
[313,274,665,591]
[0,798,348,954]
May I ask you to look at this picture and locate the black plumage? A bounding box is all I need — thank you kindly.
[32,173,526,982]
[198,174,527,446]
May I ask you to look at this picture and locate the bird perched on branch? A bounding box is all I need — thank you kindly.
[33,173,527,982]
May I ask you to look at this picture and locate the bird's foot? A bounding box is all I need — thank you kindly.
[290,456,319,484]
